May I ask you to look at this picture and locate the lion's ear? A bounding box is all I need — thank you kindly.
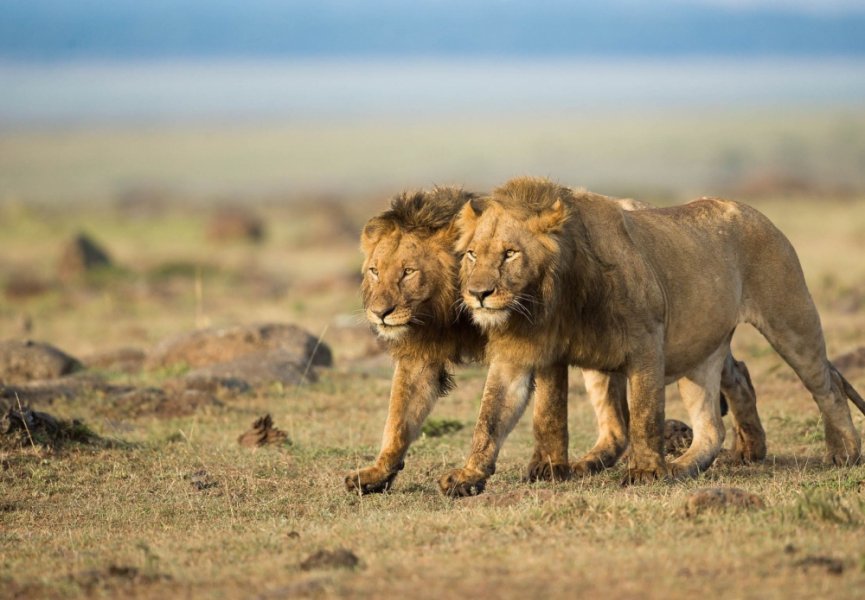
[360,217,391,255]
[454,198,484,252]
[530,198,567,234]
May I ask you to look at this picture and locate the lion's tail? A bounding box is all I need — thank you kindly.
[832,366,865,416]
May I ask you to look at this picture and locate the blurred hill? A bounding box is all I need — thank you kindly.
[3,0,865,60]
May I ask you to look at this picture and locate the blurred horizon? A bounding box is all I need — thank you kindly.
[1,1,864,203]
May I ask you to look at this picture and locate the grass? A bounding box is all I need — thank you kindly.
[2,176,865,596]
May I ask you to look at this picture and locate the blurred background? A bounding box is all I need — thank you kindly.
[1,0,865,356]
[2,0,865,203]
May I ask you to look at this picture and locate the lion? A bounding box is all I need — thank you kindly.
[440,176,865,493]
[346,185,762,495]
[345,187,572,494]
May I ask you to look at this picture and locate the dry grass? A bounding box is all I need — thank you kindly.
[2,194,865,599]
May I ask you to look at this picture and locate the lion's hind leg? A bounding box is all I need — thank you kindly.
[669,345,728,479]
[571,370,630,477]
[720,353,767,463]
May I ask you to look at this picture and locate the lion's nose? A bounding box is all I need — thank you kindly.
[468,288,495,304]
[372,305,396,321]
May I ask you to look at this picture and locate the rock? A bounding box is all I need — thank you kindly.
[82,347,147,374]
[684,487,765,517]
[832,346,865,374]
[56,232,112,281]
[0,407,102,450]
[107,387,221,419]
[237,414,290,447]
[299,548,360,571]
[145,323,332,371]
[205,207,264,243]
[185,350,317,389]
[664,419,694,457]
[0,340,83,384]
[325,322,387,363]
[168,374,251,396]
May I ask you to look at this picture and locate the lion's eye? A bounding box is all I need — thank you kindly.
[504,249,517,259]
[368,267,379,277]
[466,250,476,261]
[403,267,416,276]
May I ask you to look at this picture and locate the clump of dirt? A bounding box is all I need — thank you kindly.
[299,548,361,571]
[664,419,694,457]
[683,487,765,517]
[0,407,103,451]
[238,414,290,448]
[56,232,113,282]
[3,272,53,301]
[206,207,265,243]
[0,340,83,384]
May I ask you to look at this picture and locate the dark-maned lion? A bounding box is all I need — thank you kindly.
[442,176,864,491]
[347,186,762,495]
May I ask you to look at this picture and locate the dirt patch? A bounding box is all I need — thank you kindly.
[146,322,332,371]
[73,564,171,592]
[0,340,83,384]
[3,273,53,301]
[0,407,104,451]
[684,487,765,517]
[299,548,361,571]
[187,469,219,491]
[238,414,290,448]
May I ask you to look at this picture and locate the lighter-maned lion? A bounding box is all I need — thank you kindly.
[440,176,865,492]
[346,186,762,495]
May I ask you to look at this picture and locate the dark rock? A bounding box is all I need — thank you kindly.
[145,322,332,371]
[186,350,317,389]
[0,339,83,384]
[0,407,102,450]
[57,232,112,281]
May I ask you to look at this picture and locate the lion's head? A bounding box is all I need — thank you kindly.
[361,187,475,341]
[455,177,574,331]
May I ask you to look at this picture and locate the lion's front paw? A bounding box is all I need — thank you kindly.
[344,465,400,495]
[438,467,487,497]
[621,456,668,486]
[525,458,570,483]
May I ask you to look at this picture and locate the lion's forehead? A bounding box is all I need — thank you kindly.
[471,210,532,252]
[370,232,441,276]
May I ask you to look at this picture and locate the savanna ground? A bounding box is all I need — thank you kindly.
[2,116,865,599]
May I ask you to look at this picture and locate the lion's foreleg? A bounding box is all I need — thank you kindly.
[527,362,570,482]
[571,370,629,477]
[623,355,668,485]
[439,361,533,496]
[345,359,446,494]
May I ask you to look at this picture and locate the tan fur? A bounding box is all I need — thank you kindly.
[447,177,863,488]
